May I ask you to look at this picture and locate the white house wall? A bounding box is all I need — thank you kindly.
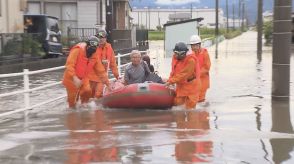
[78,1,99,28]
[27,3,40,14]
[45,3,61,19]
[44,2,77,33]
[165,21,198,57]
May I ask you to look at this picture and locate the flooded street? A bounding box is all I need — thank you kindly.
[0,31,294,163]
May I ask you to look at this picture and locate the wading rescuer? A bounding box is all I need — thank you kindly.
[62,36,110,108]
[165,42,201,110]
[188,35,211,102]
[88,29,119,99]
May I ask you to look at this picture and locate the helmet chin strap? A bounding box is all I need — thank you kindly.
[86,46,97,58]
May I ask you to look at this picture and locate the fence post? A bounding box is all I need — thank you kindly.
[23,69,30,115]
[117,53,121,77]
[67,27,71,47]
[155,48,159,72]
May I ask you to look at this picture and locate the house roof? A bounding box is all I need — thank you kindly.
[168,13,191,19]
[163,17,204,27]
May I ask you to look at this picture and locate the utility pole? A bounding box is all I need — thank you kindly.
[148,7,150,30]
[144,6,147,29]
[257,0,263,59]
[241,1,245,31]
[190,3,193,19]
[215,0,219,59]
[238,0,241,28]
[272,0,292,101]
[226,0,229,33]
[106,0,113,44]
[157,7,160,29]
[233,2,235,30]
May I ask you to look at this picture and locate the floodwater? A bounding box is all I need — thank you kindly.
[0,31,294,163]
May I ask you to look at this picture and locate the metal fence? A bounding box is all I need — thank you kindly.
[0,50,148,118]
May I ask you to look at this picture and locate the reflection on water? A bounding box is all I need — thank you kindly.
[174,110,212,162]
[65,110,118,163]
[61,109,214,163]
[270,100,294,164]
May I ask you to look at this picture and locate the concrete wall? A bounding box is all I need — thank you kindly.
[0,0,26,33]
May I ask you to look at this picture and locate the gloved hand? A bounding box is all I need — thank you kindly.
[164,81,171,87]
[106,86,112,92]
[73,76,82,88]
[102,59,108,65]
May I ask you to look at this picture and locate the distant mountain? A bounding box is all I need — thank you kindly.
[129,0,293,25]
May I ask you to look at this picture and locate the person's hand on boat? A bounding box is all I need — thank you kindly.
[73,76,82,88]
[164,81,171,88]
[106,86,113,92]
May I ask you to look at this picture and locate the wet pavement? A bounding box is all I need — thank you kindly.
[0,31,294,163]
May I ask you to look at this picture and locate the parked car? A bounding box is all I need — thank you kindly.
[24,14,62,58]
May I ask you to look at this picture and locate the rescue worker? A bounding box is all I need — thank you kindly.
[165,42,201,110]
[88,30,119,99]
[62,36,103,108]
[188,35,211,102]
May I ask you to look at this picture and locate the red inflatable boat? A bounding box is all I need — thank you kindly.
[101,83,175,109]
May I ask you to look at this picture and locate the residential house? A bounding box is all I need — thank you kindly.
[0,0,27,55]
[26,0,132,35]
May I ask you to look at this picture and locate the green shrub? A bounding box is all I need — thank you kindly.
[1,37,22,57]
[263,21,273,44]
[147,27,243,41]
[22,35,44,57]
[1,35,45,57]
[148,31,164,40]
[223,30,242,39]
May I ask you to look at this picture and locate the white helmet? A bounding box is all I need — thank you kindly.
[189,35,202,44]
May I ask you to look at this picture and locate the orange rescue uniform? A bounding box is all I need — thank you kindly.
[168,55,201,109]
[190,48,211,101]
[88,43,119,98]
[62,43,98,108]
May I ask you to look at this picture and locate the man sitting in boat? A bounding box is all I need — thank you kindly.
[123,50,164,85]
[124,50,150,85]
